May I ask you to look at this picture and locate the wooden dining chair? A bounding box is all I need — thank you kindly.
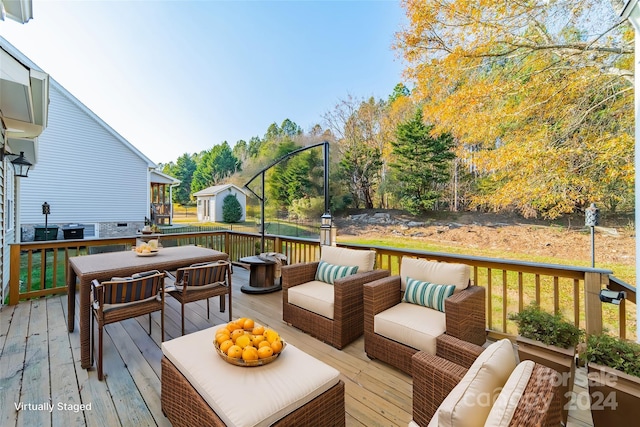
[164,260,232,335]
[91,270,165,380]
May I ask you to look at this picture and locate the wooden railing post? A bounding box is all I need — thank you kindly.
[584,272,604,335]
[9,244,21,305]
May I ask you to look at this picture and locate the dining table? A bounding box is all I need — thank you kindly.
[67,245,229,369]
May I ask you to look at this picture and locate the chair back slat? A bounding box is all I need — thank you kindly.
[102,272,164,304]
[180,262,229,288]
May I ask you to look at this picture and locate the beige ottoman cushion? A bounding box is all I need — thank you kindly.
[162,326,340,427]
[288,280,335,319]
[374,302,446,355]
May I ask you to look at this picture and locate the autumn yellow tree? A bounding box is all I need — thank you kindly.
[396,0,634,218]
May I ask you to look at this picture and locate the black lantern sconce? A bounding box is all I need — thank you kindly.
[10,152,32,177]
[1,150,33,177]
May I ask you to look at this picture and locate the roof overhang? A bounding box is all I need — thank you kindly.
[5,136,37,165]
[150,169,181,185]
[0,0,33,23]
[1,45,49,166]
[1,48,49,131]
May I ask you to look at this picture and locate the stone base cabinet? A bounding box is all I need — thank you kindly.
[587,363,640,427]
[516,336,575,425]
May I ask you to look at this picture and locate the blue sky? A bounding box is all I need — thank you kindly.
[1,0,406,164]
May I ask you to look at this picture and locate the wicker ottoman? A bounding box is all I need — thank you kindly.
[161,326,345,427]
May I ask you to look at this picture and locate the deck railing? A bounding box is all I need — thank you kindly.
[7,230,636,340]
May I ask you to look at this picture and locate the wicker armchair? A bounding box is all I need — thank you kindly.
[91,270,165,380]
[165,260,232,335]
[363,257,486,375]
[282,246,390,349]
[411,335,562,427]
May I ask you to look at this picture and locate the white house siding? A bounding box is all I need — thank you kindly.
[1,164,16,302]
[19,83,151,238]
[1,159,5,299]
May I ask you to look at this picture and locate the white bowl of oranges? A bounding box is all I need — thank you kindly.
[213,318,285,367]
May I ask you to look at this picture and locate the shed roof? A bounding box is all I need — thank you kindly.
[193,184,246,197]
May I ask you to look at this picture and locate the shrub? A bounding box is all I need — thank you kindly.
[583,333,640,377]
[222,194,243,223]
[509,303,584,349]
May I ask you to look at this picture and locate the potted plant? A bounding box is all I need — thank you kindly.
[581,333,640,427]
[509,303,584,424]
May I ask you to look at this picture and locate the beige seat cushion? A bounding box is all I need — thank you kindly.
[320,246,375,273]
[400,257,470,292]
[287,280,334,319]
[374,302,446,355]
[162,326,340,427]
[484,361,535,427]
[436,339,517,427]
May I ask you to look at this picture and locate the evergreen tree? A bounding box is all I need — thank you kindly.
[191,142,240,193]
[171,153,197,205]
[390,110,455,214]
[222,194,243,223]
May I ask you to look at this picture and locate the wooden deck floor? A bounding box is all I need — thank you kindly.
[1,268,594,427]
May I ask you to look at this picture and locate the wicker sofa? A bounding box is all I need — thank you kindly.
[282,246,390,349]
[364,257,486,375]
[410,334,562,427]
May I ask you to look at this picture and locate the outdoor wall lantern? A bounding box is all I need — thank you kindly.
[585,202,600,267]
[10,151,32,177]
[320,212,335,246]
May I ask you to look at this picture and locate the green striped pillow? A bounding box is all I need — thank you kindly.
[403,277,455,312]
[315,260,359,285]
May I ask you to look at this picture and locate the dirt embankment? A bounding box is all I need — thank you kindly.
[335,210,635,266]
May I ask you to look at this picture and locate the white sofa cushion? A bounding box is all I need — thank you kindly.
[162,326,340,427]
[288,280,334,319]
[484,361,535,427]
[400,257,470,292]
[436,339,516,427]
[321,246,375,272]
[374,302,446,355]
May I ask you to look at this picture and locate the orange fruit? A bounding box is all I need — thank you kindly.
[235,334,252,349]
[252,334,265,347]
[216,333,231,345]
[252,325,265,335]
[230,329,245,342]
[271,339,283,354]
[235,317,247,327]
[257,346,274,359]
[258,340,272,349]
[226,345,242,359]
[242,346,259,362]
[219,339,234,354]
[216,326,230,335]
[243,318,255,330]
[264,329,279,344]
[226,322,240,332]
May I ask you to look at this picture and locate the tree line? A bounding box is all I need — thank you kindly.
[161,0,634,221]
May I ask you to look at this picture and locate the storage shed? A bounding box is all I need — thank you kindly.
[193,184,246,223]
